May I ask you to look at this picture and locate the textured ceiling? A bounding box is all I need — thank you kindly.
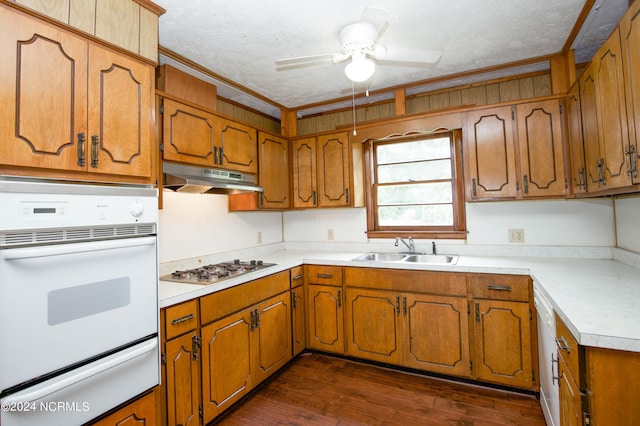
[154,0,628,118]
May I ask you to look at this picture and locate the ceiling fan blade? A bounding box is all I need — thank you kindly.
[376,47,442,66]
[275,53,336,67]
[360,6,391,44]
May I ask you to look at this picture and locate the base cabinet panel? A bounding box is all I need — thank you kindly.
[472,299,533,389]
[307,284,344,354]
[165,333,201,426]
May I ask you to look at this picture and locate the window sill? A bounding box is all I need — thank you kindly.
[366,230,468,239]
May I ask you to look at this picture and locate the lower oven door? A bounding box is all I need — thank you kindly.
[0,337,158,426]
[0,236,158,393]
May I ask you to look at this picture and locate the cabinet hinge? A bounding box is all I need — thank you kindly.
[469,360,473,373]
[530,309,533,321]
[583,410,591,425]
[199,406,203,419]
[159,104,164,114]
[511,110,515,120]
[532,369,536,383]
[161,352,166,366]
[559,104,563,115]
[159,142,164,152]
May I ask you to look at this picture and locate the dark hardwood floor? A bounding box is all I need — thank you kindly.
[214,353,546,425]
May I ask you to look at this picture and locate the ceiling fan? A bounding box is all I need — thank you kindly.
[275,7,442,83]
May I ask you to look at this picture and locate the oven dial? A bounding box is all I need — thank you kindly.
[130,200,145,218]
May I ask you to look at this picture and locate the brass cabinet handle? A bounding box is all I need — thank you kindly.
[395,296,400,314]
[345,188,350,204]
[626,144,637,179]
[317,273,333,279]
[313,191,317,206]
[337,290,341,308]
[523,174,529,194]
[474,302,480,323]
[487,285,512,292]
[214,147,219,165]
[171,313,195,326]
[90,135,99,168]
[292,274,303,281]
[402,296,407,316]
[472,178,477,197]
[254,308,260,328]
[77,133,86,167]
[291,290,297,308]
[219,147,224,165]
[191,335,200,361]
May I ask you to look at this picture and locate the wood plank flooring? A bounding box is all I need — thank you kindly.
[214,353,546,425]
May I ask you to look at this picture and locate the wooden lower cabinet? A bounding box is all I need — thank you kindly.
[200,291,291,424]
[558,354,582,426]
[90,390,158,426]
[344,288,470,377]
[165,332,201,426]
[291,285,306,356]
[307,284,344,354]
[472,299,533,389]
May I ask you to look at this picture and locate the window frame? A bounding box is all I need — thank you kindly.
[363,129,467,239]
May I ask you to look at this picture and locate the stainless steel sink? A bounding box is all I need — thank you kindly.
[352,252,458,264]
[352,252,408,262]
[403,254,458,264]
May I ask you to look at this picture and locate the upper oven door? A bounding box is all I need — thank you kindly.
[0,236,158,393]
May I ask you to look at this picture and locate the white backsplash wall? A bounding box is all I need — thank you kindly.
[615,195,640,253]
[283,198,615,247]
[158,191,283,263]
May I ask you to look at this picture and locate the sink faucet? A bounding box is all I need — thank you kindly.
[394,236,415,253]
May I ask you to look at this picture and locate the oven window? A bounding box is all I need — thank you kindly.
[47,278,131,326]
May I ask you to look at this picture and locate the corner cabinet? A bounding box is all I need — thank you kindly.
[620,0,640,186]
[464,99,567,200]
[291,132,363,208]
[0,5,154,182]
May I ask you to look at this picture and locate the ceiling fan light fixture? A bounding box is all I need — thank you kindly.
[345,52,375,82]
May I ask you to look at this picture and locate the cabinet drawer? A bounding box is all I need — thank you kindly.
[290,266,304,287]
[306,265,342,286]
[556,314,581,385]
[164,300,199,340]
[469,274,530,302]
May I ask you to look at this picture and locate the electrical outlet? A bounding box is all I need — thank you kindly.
[327,228,334,241]
[256,231,262,244]
[508,228,525,243]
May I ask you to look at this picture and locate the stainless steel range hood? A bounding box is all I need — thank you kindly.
[163,162,263,194]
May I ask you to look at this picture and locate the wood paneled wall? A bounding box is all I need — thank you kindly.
[217,99,281,134]
[297,71,552,136]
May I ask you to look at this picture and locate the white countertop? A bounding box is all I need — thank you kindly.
[159,249,640,353]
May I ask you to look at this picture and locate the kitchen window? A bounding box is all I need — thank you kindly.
[364,130,466,239]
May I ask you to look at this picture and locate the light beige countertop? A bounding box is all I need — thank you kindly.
[159,249,640,353]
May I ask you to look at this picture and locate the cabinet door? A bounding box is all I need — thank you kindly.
[162,98,216,167]
[253,292,292,384]
[620,2,640,184]
[566,83,588,194]
[579,64,604,189]
[317,133,351,207]
[473,299,533,389]
[165,333,201,426]
[558,355,582,426]
[344,288,403,365]
[87,44,152,177]
[258,132,290,209]
[307,285,344,354]
[464,106,517,199]
[516,100,567,197]
[91,390,157,426]
[403,294,470,378]
[201,310,252,423]
[291,137,318,208]
[594,27,631,189]
[291,286,306,356]
[0,8,87,172]
[217,118,258,173]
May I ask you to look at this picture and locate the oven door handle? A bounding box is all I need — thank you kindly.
[2,236,156,260]
[1,339,158,404]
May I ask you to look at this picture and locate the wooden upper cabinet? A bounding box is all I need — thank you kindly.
[620,1,640,185]
[87,45,152,177]
[593,27,631,189]
[291,137,318,208]
[162,98,216,167]
[579,63,603,189]
[566,82,588,195]
[258,132,289,209]
[317,132,352,207]
[0,6,153,181]
[464,106,518,200]
[516,99,566,197]
[217,118,258,174]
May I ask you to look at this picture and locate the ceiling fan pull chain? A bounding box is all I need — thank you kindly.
[352,82,357,136]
